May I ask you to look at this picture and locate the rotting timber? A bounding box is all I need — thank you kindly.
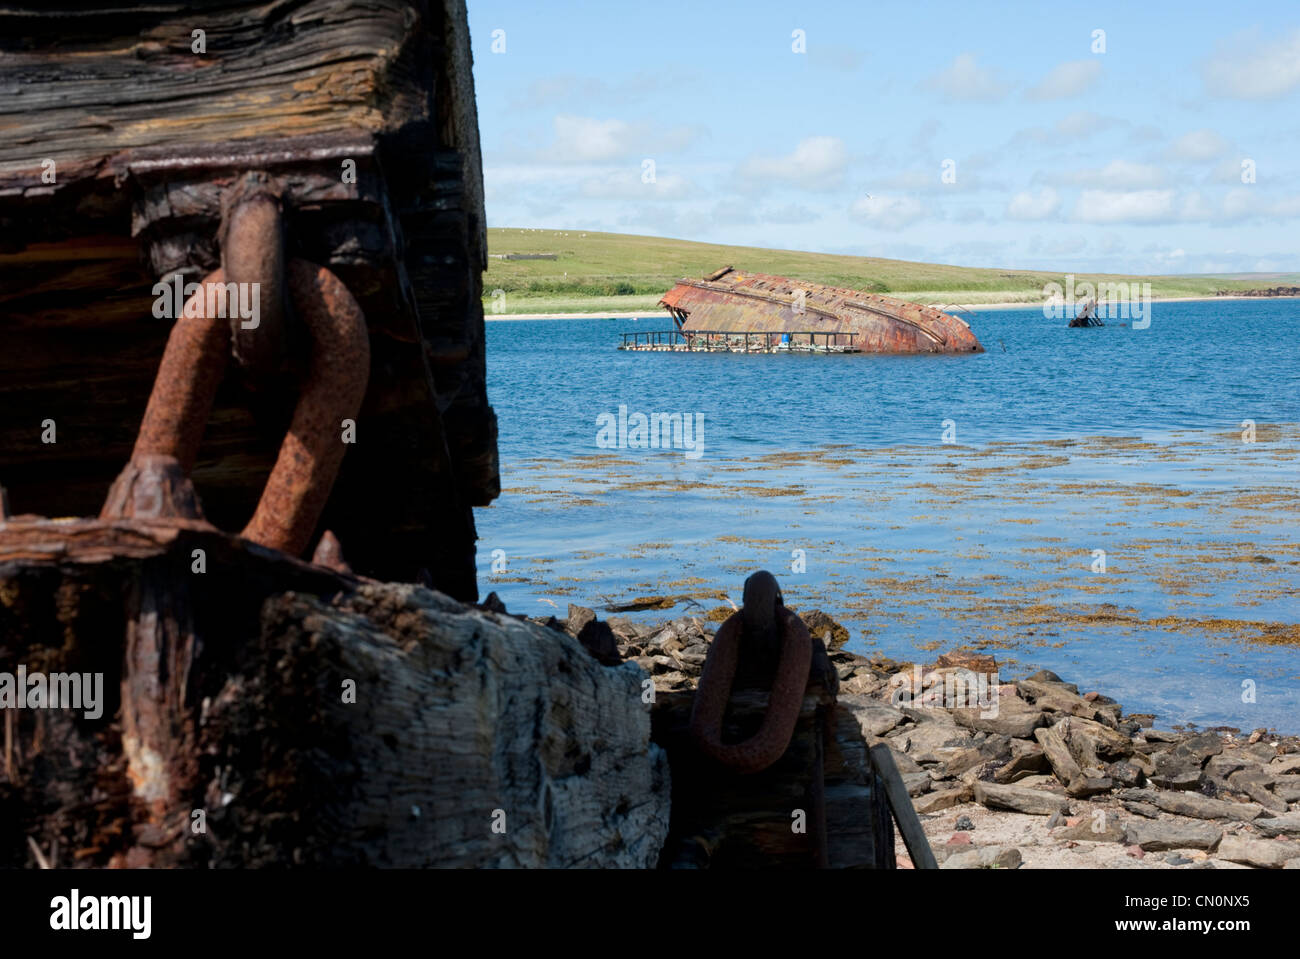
[0,0,498,601]
[638,266,984,355]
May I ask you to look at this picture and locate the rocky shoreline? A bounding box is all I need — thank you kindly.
[534,598,1300,870]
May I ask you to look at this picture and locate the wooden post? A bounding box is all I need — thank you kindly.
[868,743,939,869]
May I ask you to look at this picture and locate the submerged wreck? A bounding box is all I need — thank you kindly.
[622,267,983,354]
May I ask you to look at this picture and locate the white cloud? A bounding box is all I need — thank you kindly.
[542,115,697,164]
[850,194,927,230]
[579,169,691,201]
[1055,110,1115,138]
[1167,128,1231,161]
[737,136,848,190]
[550,115,636,162]
[1070,187,1300,225]
[1027,234,1088,256]
[879,170,937,191]
[1027,60,1102,100]
[1006,187,1061,220]
[1057,160,1167,189]
[924,53,1010,102]
[1009,110,1122,146]
[1204,28,1300,99]
[1209,157,1254,184]
[763,204,820,224]
[1075,189,1177,223]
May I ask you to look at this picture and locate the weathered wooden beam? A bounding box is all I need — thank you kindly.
[0,517,669,868]
[869,742,939,869]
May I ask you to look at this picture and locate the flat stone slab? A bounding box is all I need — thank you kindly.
[1124,820,1223,851]
[1216,836,1300,869]
[973,781,1070,816]
[1120,788,1263,822]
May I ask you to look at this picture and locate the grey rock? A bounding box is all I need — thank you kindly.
[953,703,1045,739]
[838,694,905,737]
[890,721,974,763]
[1123,820,1222,851]
[1106,761,1146,788]
[1240,742,1278,763]
[1025,669,1076,692]
[940,747,988,778]
[899,704,961,726]
[903,772,933,797]
[565,603,596,637]
[1122,800,1161,820]
[995,743,1048,784]
[1120,788,1263,822]
[1252,813,1300,838]
[1057,716,1135,763]
[1228,769,1289,814]
[1034,726,1082,787]
[1067,776,1114,798]
[979,734,1014,763]
[973,781,1070,816]
[1149,765,1202,791]
[912,786,972,814]
[1274,781,1300,803]
[941,845,1023,869]
[1143,728,1182,743]
[1204,753,1253,782]
[1176,732,1226,763]
[1216,835,1300,869]
[1051,816,1126,842]
[1018,679,1102,721]
[884,746,924,776]
[647,627,683,652]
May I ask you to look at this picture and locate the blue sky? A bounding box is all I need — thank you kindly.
[467,1,1300,274]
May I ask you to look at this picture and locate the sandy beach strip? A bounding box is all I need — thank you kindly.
[486,295,1300,321]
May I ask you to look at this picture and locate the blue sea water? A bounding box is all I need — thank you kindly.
[487,299,1300,454]
[478,299,1300,731]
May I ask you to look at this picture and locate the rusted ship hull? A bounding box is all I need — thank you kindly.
[659,268,983,354]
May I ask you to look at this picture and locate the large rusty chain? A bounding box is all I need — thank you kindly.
[101,176,369,570]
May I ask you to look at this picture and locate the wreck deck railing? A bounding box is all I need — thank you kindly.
[619,329,859,353]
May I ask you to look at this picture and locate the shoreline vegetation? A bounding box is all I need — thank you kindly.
[482,227,1300,317]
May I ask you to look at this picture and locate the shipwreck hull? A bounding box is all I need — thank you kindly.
[659,269,983,354]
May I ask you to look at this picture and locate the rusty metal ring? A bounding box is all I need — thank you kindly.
[690,608,813,774]
[101,261,370,559]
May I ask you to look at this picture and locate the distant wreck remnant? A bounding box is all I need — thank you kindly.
[623,266,984,354]
[1069,297,1105,327]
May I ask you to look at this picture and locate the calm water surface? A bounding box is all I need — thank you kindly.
[478,300,1300,731]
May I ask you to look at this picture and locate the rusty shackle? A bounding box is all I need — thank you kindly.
[690,572,813,774]
[101,185,369,562]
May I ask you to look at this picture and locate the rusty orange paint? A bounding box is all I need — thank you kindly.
[659,268,983,354]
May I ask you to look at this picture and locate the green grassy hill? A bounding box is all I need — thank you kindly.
[483,228,1299,315]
